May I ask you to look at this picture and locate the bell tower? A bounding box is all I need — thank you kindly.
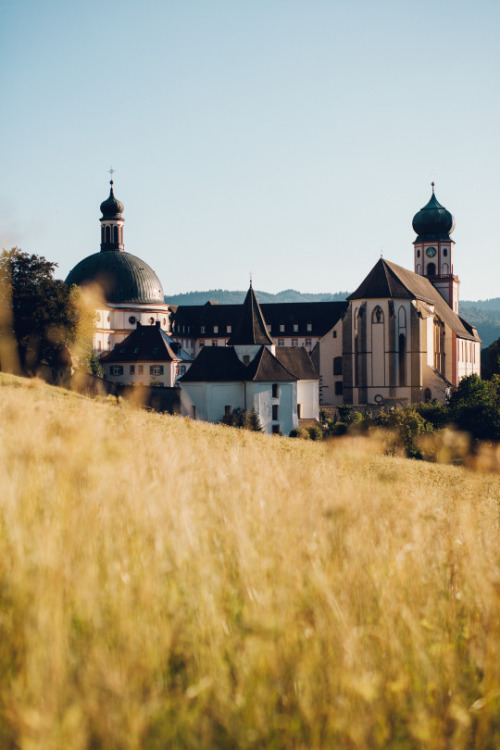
[412,183,459,313]
[100,179,125,252]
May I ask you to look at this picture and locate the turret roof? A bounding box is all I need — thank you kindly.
[227,285,274,346]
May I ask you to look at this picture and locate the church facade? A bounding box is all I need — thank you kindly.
[65,182,480,425]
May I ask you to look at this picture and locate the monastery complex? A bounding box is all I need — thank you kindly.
[65,182,481,434]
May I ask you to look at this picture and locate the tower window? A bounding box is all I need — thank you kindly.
[417,249,420,258]
[113,226,118,243]
[105,226,110,243]
[427,262,436,276]
[443,248,448,256]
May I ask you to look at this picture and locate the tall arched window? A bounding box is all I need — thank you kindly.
[113,226,118,243]
[398,333,406,386]
[427,262,436,276]
[398,306,406,328]
[372,306,384,323]
[442,263,449,274]
[105,226,110,243]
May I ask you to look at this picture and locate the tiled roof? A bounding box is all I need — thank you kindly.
[101,323,193,363]
[171,300,347,338]
[274,347,319,380]
[227,286,274,346]
[349,259,480,342]
[179,345,298,383]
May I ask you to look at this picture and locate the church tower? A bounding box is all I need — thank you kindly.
[100,180,125,251]
[412,184,459,313]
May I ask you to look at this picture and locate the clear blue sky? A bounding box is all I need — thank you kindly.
[1,0,499,300]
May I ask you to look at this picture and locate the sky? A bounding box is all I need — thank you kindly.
[1,0,499,300]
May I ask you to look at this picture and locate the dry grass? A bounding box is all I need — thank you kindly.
[1,375,500,749]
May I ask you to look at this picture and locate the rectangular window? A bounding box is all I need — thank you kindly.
[278,339,284,347]
[111,365,123,375]
[150,365,164,375]
[272,424,280,435]
[272,383,279,398]
[267,324,272,332]
[280,324,285,332]
[272,404,279,421]
[292,339,298,347]
[297,403,302,418]
[212,340,217,347]
[333,357,343,375]
[213,325,218,334]
[307,323,312,332]
[129,365,135,374]
[305,338,311,347]
[227,324,232,333]
[333,330,337,338]
[335,381,344,395]
[293,324,298,333]
[138,365,143,374]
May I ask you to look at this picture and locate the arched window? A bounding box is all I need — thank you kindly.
[105,226,110,243]
[424,387,432,402]
[113,226,118,243]
[442,263,449,274]
[427,262,436,276]
[398,333,406,386]
[443,248,448,257]
[372,305,384,323]
[416,264,421,274]
[417,249,420,258]
[398,306,406,328]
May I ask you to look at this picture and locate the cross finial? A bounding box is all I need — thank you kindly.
[249,272,253,288]
[108,166,116,185]
[431,180,435,193]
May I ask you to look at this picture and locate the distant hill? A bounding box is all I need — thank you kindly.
[164,289,350,306]
[165,290,500,348]
[460,299,500,347]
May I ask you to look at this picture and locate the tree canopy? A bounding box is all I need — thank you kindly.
[0,248,78,375]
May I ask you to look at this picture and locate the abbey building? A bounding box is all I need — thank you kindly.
[65,182,480,432]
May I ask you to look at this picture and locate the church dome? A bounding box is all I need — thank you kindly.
[412,185,455,242]
[65,251,165,304]
[100,182,124,218]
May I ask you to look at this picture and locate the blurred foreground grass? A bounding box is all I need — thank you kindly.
[1,374,500,749]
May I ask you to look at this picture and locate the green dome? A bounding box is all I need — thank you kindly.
[65,250,164,304]
[412,186,455,242]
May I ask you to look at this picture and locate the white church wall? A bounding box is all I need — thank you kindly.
[207,383,245,424]
[296,380,319,420]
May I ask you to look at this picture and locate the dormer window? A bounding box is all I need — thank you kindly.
[200,326,205,334]
[293,324,298,333]
[214,325,218,334]
[307,323,312,332]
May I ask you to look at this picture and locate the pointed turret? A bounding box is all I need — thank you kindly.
[228,283,274,346]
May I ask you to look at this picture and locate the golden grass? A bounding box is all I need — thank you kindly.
[1,375,500,749]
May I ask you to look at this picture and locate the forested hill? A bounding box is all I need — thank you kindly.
[164,290,500,347]
[164,289,350,305]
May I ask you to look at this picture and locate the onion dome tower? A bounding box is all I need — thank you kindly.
[65,181,165,305]
[412,184,459,313]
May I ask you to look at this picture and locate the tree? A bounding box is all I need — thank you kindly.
[447,374,500,442]
[0,248,78,376]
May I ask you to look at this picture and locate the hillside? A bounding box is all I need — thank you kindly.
[1,374,500,748]
[165,290,500,347]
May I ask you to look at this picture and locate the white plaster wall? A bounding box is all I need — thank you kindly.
[104,361,177,387]
[248,381,298,435]
[207,383,245,423]
[297,380,319,419]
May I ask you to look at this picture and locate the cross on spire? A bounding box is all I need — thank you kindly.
[108,166,116,185]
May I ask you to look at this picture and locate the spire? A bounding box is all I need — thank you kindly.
[227,285,274,346]
[100,176,125,252]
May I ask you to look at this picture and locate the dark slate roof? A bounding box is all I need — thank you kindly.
[227,286,274,346]
[170,300,347,338]
[101,323,193,363]
[179,345,297,383]
[274,347,319,380]
[65,250,165,304]
[245,346,297,381]
[349,258,480,342]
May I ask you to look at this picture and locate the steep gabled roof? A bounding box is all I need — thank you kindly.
[101,323,193,363]
[246,346,297,382]
[274,347,319,380]
[179,345,297,383]
[349,258,480,342]
[227,285,274,346]
[178,346,247,382]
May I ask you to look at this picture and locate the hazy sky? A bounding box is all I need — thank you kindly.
[2,0,499,299]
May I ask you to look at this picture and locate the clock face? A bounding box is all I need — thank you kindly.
[426,247,437,258]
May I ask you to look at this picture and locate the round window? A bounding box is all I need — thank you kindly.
[129,316,136,325]
[149,317,155,325]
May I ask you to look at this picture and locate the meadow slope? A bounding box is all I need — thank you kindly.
[1,375,500,749]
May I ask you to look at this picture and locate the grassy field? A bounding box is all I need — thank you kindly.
[1,375,500,749]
